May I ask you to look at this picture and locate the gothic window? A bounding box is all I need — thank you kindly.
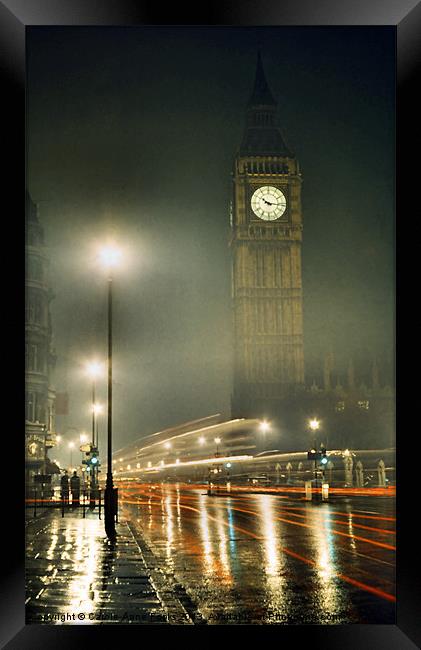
[48,406,54,431]
[26,391,35,422]
[256,347,263,379]
[28,257,43,282]
[26,343,45,372]
[25,391,45,423]
[276,303,283,332]
[274,250,282,288]
[26,343,37,371]
[26,289,44,325]
[257,301,265,333]
[27,229,39,246]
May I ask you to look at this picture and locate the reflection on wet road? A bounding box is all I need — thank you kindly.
[121,483,395,624]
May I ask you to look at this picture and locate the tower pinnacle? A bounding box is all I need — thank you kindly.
[248,51,277,107]
[240,52,292,157]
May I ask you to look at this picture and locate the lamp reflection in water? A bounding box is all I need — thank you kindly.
[176,485,182,534]
[165,494,174,567]
[215,510,232,584]
[198,493,213,575]
[66,520,100,618]
[311,510,340,618]
[256,495,286,620]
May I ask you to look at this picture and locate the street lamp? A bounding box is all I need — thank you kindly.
[309,418,320,433]
[99,244,122,540]
[259,420,270,434]
[309,418,321,447]
[308,418,321,481]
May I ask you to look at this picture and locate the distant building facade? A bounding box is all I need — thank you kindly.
[303,354,394,449]
[25,192,57,485]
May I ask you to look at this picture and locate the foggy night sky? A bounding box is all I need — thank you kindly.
[26,26,395,459]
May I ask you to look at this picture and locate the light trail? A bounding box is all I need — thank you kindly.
[221,504,396,551]
[268,506,395,536]
[122,495,396,603]
[121,494,395,574]
[119,484,396,541]
[270,504,396,523]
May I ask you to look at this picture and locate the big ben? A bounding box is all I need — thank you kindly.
[231,53,305,419]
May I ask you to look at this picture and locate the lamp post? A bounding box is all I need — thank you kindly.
[92,402,103,501]
[99,245,122,540]
[80,432,87,463]
[309,418,320,481]
[86,362,103,501]
[85,362,102,447]
[68,441,74,471]
[214,437,221,457]
[94,404,102,449]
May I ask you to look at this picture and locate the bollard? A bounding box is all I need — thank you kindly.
[61,495,65,518]
[82,492,86,518]
[34,487,37,518]
[321,483,329,502]
[98,489,101,519]
[305,480,312,501]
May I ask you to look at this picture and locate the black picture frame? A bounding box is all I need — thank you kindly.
[3,1,418,647]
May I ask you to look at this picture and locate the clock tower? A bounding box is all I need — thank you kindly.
[231,53,305,419]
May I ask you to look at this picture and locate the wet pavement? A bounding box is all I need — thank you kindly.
[120,483,396,625]
[25,508,192,624]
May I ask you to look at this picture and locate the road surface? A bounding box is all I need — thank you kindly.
[120,482,395,624]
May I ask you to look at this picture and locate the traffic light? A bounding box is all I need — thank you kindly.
[307,448,328,464]
[307,450,321,461]
[82,451,100,468]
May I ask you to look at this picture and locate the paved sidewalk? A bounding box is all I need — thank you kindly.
[25,509,191,625]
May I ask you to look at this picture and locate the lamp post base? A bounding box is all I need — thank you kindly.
[104,476,116,540]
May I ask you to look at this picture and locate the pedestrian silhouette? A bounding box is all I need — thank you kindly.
[60,471,69,505]
[70,471,81,507]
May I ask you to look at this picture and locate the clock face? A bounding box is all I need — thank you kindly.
[251,186,287,221]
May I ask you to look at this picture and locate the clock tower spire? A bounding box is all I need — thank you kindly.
[231,53,305,421]
[240,52,293,158]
